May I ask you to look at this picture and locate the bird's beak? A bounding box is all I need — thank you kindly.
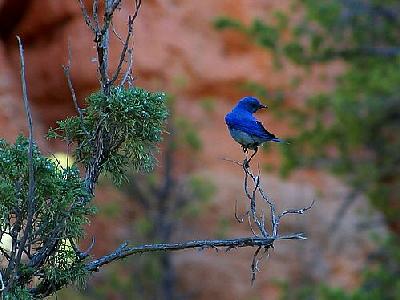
[259,104,268,110]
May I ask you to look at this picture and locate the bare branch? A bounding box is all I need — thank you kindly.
[243,163,270,237]
[248,212,260,237]
[111,20,125,44]
[105,0,123,19]
[234,155,313,246]
[132,0,142,22]
[77,0,97,33]
[110,0,142,86]
[0,270,4,292]
[234,198,245,223]
[92,0,100,30]
[250,246,262,285]
[12,36,36,284]
[62,40,90,137]
[86,235,303,272]
[70,236,96,259]
[278,200,315,219]
[109,15,134,85]
[121,48,134,86]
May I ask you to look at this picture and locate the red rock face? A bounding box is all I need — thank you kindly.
[0,1,386,299]
[0,41,27,141]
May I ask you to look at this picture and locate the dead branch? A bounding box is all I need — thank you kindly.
[109,15,134,85]
[77,0,142,94]
[0,271,4,293]
[240,157,314,239]
[85,235,300,272]
[62,40,89,137]
[5,37,36,292]
[86,155,312,284]
[70,236,96,259]
[250,246,262,285]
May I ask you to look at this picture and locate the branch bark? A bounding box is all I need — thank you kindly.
[85,235,304,272]
[5,36,36,293]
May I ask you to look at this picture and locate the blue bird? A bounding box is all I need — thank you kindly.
[225,96,283,160]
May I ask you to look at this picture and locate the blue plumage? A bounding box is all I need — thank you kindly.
[225,96,282,151]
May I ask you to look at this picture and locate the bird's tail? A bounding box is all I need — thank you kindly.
[271,137,283,143]
[271,137,290,144]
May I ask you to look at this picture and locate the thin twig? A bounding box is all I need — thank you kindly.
[220,156,243,167]
[12,36,36,283]
[250,246,262,285]
[248,212,260,237]
[63,40,89,137]
[0,270,4,292]
[121,48,134,86]
[69,236,96,259]
[234,198,245,223]
[106,0,123,19]
[92,0,99,30]
[110,0,142,86]
[111,21,125,44]
[109,15,134,85]
[243,163,269,237]
[278,200,315,219]
[77,0,97,33]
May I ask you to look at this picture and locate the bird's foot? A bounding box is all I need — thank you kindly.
[242,147,258,169]
[249,148,258,161]
[243,158,250,169]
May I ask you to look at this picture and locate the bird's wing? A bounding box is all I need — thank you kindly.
[255,121,277,139]
[226,114,276,140]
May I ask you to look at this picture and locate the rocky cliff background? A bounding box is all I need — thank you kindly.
[0,1,386,299]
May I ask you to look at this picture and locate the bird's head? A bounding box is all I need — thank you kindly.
[236,96,268,113]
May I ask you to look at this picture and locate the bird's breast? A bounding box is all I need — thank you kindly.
[228,128,259,148]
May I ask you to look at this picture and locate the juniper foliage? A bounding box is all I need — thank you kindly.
[49,87,168,185]
[0,87,168,299]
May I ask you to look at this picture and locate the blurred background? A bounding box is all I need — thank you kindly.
[0,0,399,299]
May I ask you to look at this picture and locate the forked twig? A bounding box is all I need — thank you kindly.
[62,40,89,137]
[224,154,314,282]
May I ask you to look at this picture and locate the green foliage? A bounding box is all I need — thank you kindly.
[214,15,281,50]
[215,217,230,239]
[3,286,32,300]
[248,18,280,49]
[99,201,122,218]
[189,174,216,203]
[175,116,202,151]
[177,175,216,218]
[240,80,284,111]
[199,96,217,113]
[213,16,245,31]
[134,216,154,237]
[0,136,93,298]
[2,86,167,298]
[49,86,168,185]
